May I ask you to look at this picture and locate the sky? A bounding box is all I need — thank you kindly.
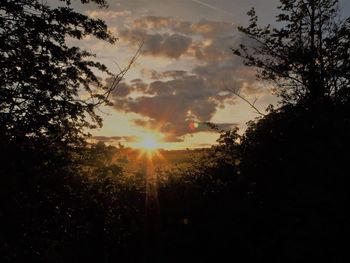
[69,0,350,150]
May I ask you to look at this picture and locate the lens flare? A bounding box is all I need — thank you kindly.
[189,121,199,131]
[135,133,164,160]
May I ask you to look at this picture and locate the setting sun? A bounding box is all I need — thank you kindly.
[134,133,164,160]
[140,135,159,151]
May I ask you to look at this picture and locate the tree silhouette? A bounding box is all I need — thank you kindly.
[222,1,350,260]
[0,3,145,261]
[233,0,350,103]
[0,0,127,146]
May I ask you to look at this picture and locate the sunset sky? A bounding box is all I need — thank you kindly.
[69,0,350,150]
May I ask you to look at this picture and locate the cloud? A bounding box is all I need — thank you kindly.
[145,33,192,58]
[106,80,134,97]
[91,136,123,142]
[111,74,237,141]
[90,136,138,144]
[133,16,176,29]
[141,69,188,80]
[118,16,235,60]
[114,23,238,66]
[158,70,188,79]
[132,16,233,37]
[85,10,132,19]
[118,29,192,58]
[177,20,233,38]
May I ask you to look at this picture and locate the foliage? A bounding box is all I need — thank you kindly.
[153,128,246,262]
[0,0,116,146]
[158,100,350,262]
[0,1,145,262]
[183,128,241,194]
[0,141,145,262]
[237,99,350,261]
[233,0,350,103]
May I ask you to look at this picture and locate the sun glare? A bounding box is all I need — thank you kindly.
[140,135,159,151]
[135,133,164,160]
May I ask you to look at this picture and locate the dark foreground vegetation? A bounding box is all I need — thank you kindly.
[1,0,349,262]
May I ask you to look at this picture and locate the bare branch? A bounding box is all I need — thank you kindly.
[102,41,144,103]
[222,81,266,116]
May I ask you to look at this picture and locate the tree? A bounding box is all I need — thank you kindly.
[233,0,350,103]
[0,0,132,146]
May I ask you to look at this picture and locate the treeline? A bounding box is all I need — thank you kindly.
[0,141,145,262]
[1,98,349,262]
[157,99,350,262]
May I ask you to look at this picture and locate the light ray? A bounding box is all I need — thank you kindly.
[135,132,165,161]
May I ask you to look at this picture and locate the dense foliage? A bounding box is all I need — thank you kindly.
[0,1,145,262]
[0,0,115,145]
[0,142,145,262]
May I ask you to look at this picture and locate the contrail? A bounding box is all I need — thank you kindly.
[190,0,232,16]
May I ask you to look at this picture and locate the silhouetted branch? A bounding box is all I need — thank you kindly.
[101,41,144,104]
[223,81,266,116]
[205,121,223,132]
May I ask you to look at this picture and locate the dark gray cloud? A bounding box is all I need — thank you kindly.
[157,33,192,58]
[118,17,236,59]
[140,69,188,80]
[119,29,192,58]
[109,81,134,97]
